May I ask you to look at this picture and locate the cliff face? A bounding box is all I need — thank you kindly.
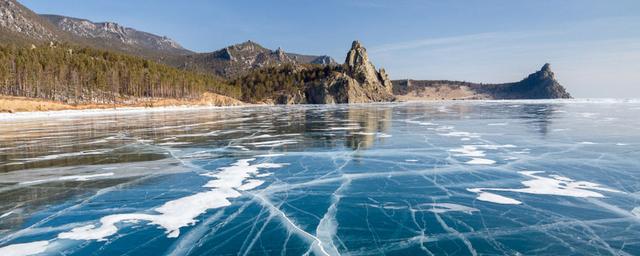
[297,40,395,104]
[392,63,572,100]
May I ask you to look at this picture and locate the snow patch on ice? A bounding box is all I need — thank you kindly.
[238,179,265,191]
[0,211,13,219]
[328,126,360,131]
[419,203,479,214]
[246,139,298,148]
[59,173,114,181]
[449,146,485,157]
[17,150,108,162]
[20,172,115,185]
[439,131,480,138]
[0,241,49,256]
[468,171,622,205]
[57,158,283,241]
[466,158,496,165]
[256,153,285,158]
[467,188,522,205]
[405,120,436,126]
[157,142,191,146]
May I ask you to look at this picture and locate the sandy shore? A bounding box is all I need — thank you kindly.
[0,93,243,113]
[0,93,248,120]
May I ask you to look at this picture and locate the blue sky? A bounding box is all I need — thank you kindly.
[21,0,640,98]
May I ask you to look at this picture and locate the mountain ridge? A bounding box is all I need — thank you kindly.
[41,14,193,56]
[174,40,336,78]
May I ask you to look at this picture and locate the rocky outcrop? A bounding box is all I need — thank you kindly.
[178,40,336,78]
[41,14,192,56]
[500,63,571,99]
[302,40,395,104]
[0,0,60,42]
[392,63,572,100]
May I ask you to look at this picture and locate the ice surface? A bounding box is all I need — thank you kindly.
[1,101,639,255]
[0,241,49,256]
[57,159,283,241]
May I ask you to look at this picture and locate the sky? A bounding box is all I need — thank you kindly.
[20,0,640,98]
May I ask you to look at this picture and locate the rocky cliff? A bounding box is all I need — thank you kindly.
[393,63,572,100]
[277,40,395,104]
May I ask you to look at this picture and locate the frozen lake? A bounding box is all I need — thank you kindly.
[0,100,639,255]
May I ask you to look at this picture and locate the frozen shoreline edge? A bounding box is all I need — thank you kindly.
[0,104,260,121]
[1,98,638,121]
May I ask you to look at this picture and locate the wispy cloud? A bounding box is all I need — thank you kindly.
[369,30,560,53]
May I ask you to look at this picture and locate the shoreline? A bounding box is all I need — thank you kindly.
[1,98,639,121]
[0,104,256,121]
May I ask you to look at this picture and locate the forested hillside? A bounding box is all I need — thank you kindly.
[0,43,240,104]
[232,64,340,102]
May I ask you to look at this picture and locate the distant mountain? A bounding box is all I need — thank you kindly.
[0,0,191,59]
[175,40,336,78]
[1,0,336,79]
[41,14,192,56]
[392,64,572,100]
[0,0,65,43]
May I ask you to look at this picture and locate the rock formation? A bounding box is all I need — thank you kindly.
[500,63,571,99]
[301,40,395,104]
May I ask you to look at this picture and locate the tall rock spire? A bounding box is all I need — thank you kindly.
[344,40,393,94]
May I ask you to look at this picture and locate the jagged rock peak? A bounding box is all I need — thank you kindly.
[274,47,288,61]
[526,63,557,82]
[516,63,571,99]
[232,40,264,51]
[538,63,554,78]
[345,40,370,69]
[343,40,392,92]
